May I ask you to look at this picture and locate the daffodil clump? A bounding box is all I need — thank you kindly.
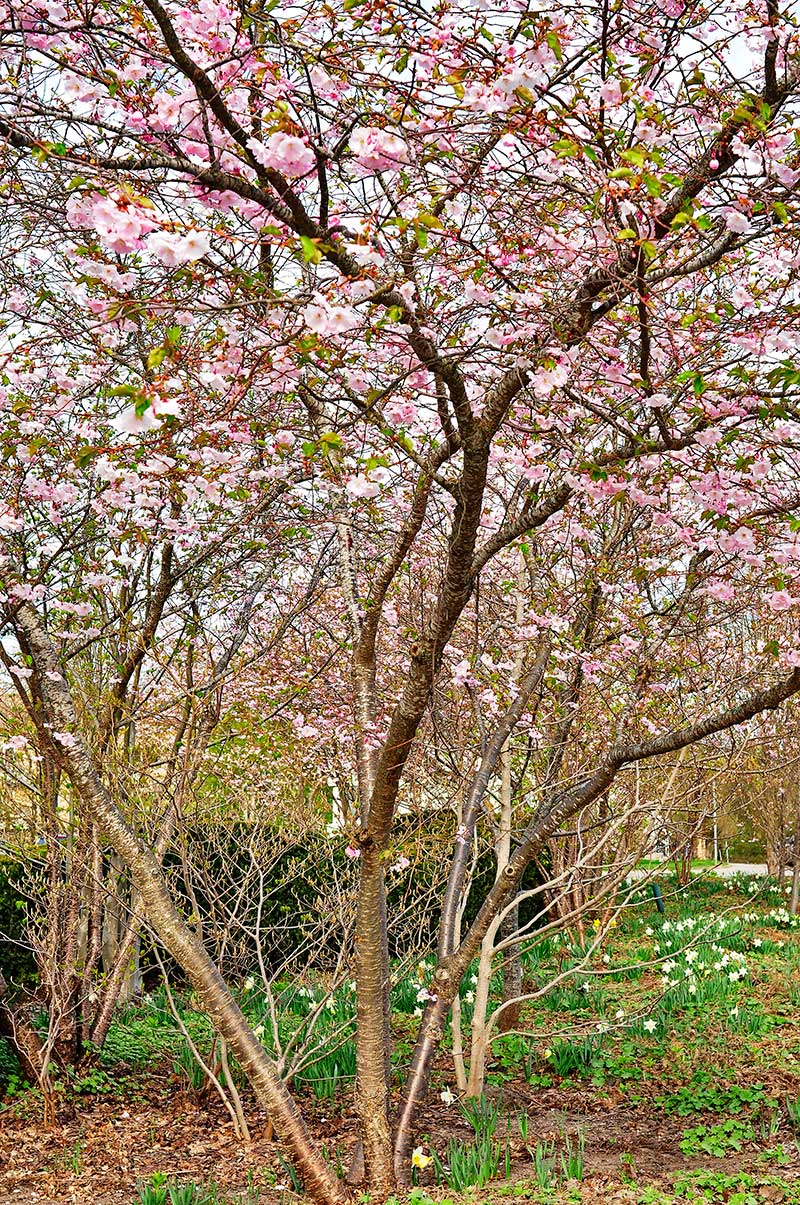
[764,906,800,929]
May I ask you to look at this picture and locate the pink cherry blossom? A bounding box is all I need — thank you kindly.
[9,584,46,602]
[112,405,160,435]
[599,79,623,107]
[346,474,380,499]
[292,713,319,739]
[724,209,752,235]
[147,229,211,266]
[767,589,797,612]
[385,401,418,425]
[246,132,316,177]
[349,127,409,173]
[140,455,175,475]
[706,582,736,603]
[0,508,24,531]
[309,65,349,102]
[302,299,360,336]
[69,194,157,254]
[52,731,79,747]
[718,528,755,554]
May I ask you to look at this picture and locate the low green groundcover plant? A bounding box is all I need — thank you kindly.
[655,1078,768,1116]
[679,1118,756,1158]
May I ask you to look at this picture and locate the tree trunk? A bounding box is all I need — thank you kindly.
[80,823,105,1044]
[496,899,523,1034]
[93,800,181,1046]
[465,916,501,1098]
[353,849,395,1195]
[449,992,467,1094]
[90,921,141,1049]
[496,652,524,1036]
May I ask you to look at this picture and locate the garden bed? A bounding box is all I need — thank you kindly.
[3,876,800,1205]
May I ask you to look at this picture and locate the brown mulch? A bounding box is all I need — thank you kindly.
[0,1087,286,1203]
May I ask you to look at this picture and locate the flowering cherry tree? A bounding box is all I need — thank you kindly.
[3,0,800,1199]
